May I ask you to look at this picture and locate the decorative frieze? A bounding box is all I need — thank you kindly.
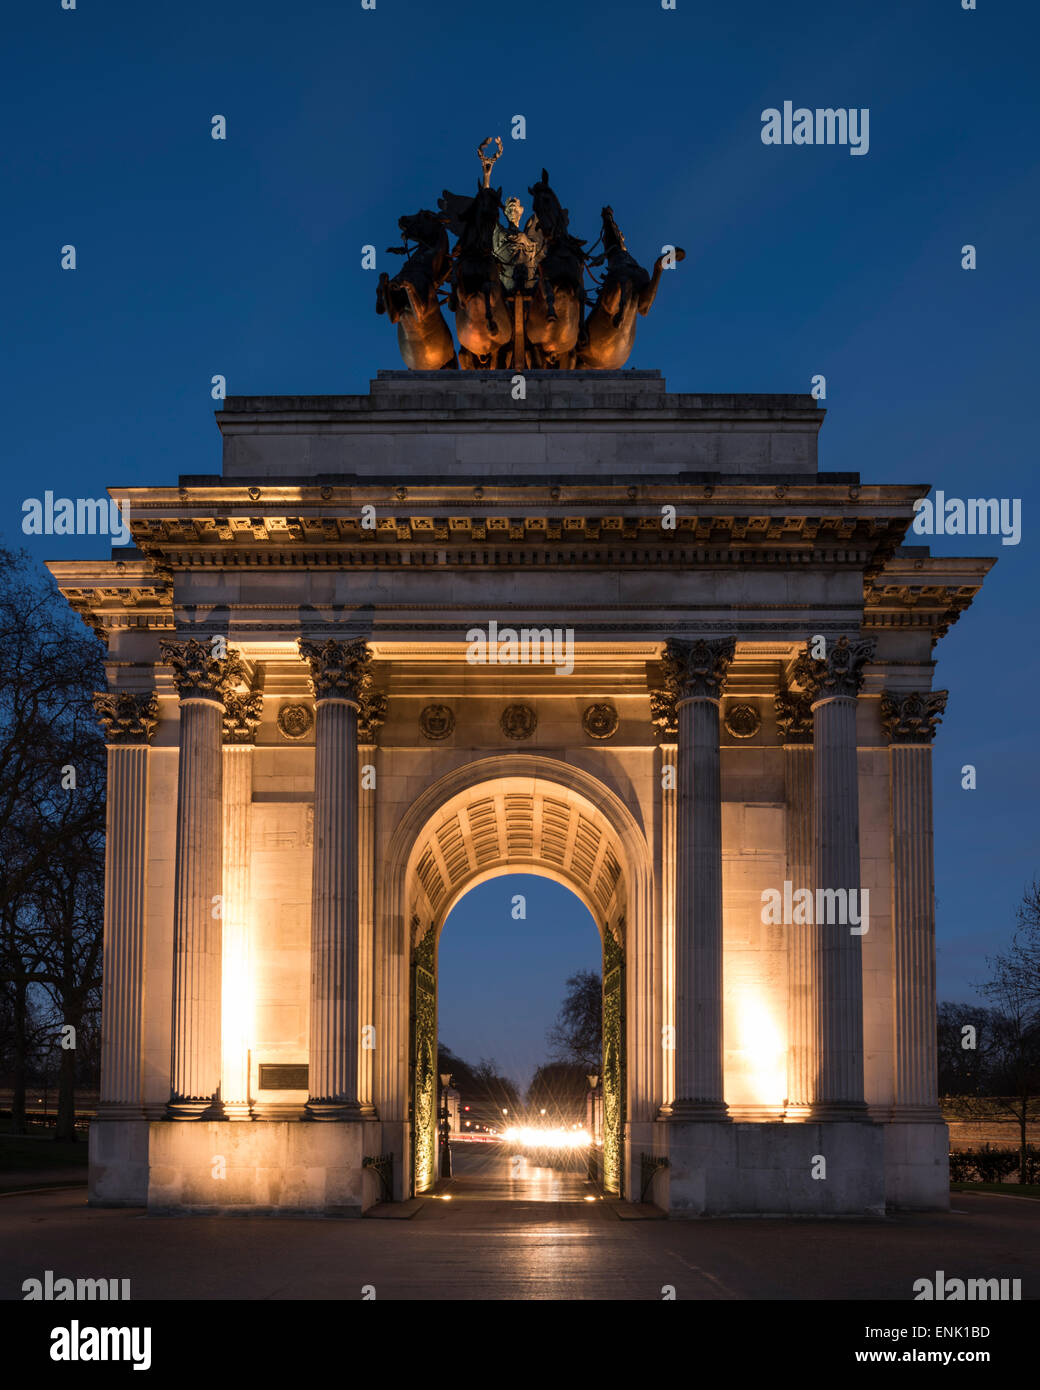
[661,637,736,703]
[880,690,948,744]
[501,703,537,740]
[298,637,372,703]
[723,703,760,739]
[419,704,455,740]
[93,690,160,745]
[583,703,619,740]
[277,703,313,740]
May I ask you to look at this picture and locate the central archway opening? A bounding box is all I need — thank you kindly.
[402,770,632,1202]
[436,874,600,1201]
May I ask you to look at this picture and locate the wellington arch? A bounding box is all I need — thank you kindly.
[49,369,994,1217]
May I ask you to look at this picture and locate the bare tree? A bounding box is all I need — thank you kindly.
[546,969,601,1073]
[0,548,106,1135]
[937,1001,1000,1098]
[973,882,1040,1182]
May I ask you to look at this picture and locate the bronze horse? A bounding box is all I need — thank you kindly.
[375,210,457,370]
[437,183,512,369]
[523,169,586,370]
[578,207,685,370]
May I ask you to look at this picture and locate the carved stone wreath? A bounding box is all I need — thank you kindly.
[500,703,537,740]
[724,703,761,739]
[277,703,313,740]
[582,703,619,740]
[419,704,455,740]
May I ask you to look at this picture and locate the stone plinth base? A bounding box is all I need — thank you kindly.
[89,1119,150,1207]
[882,1121,950,1210]
[661,1120,886,1216]
[89,1119,384,1215]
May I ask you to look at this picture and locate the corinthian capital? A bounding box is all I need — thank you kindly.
[649,687,678,740]
[774,689,814,744]
[793,634,875,702]
[880,690,948,744]
[222,691,264,744]
[661,637,736,703]
[159,638,245,702]
[93,690,160,745]
[357,683,388,743]
[298,637,372,703]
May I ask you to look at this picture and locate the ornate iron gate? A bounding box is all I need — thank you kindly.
[602,930,626,1197]
[410,923,437,1194]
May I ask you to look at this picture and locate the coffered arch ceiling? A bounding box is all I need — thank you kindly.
[405,776,627,943]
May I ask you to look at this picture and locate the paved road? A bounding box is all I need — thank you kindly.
[1,1149,1037,1300]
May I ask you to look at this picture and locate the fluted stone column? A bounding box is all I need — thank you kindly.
[221,690,263,1120]
[775,689,814,1115]
[662,637,735,1119]
[162,638,244,1120]
[660,735,678,1111]
[357,682,386,1115]
[796,636,875,1118]
[882,690,948,1119]
[299,638,373,1120]
[92,691,160,1118]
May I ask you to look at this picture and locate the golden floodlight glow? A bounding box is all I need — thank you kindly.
[220,918,254,1116]
[735,988,786,1106]
[502,1125,591,1149]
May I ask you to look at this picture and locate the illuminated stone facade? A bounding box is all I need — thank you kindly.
[53,371,992,1215]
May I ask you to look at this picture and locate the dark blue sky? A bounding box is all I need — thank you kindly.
[440,877,599,1089]
[3,0,1037,1069]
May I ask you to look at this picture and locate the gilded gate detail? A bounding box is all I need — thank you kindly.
[602,929,626,1197]
[411,924,437,1194]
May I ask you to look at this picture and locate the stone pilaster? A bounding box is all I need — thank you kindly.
[92,691,159,1118]
[882,690,948,1119]
[221,690,263,1119]
[356,680,386,1115]
[161,638,244,1120]
[796,635,875,1118]
[661,637,735,1119]
[775,689,814,1114]
[298,638,373,1119]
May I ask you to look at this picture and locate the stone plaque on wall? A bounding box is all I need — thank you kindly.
[258,1063,309,1091]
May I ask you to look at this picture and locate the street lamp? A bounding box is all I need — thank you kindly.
[439,1072,453,1179]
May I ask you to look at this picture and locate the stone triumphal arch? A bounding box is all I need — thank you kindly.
[52,370,992,1215]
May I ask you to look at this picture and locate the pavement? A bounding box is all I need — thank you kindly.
[0,1167,87,1194]
[1,1148,1037,1300]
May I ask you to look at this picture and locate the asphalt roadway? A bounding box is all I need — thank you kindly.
[1,1147,1037,1302]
